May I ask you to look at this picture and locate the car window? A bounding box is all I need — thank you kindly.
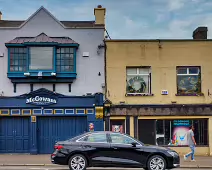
[110,133,139,145]
[79,133,108,143]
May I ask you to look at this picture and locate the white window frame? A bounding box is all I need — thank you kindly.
[126,67,151,94]
[177,66,201,93]
[177,67,200,76]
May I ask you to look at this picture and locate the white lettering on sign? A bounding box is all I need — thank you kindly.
[26,96,57,105]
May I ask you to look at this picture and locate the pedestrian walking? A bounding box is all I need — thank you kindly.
[184,125,196,161]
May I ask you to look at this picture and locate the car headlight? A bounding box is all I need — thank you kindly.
[167,151,178,157]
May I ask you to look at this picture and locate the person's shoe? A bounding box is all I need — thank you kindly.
[191,159,196,162]
[183,155,187,160]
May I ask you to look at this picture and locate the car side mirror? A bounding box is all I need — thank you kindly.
[131,142,137,147]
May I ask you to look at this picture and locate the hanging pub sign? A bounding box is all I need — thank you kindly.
[26,95,57,106]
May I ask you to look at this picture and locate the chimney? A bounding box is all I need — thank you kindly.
[94,5,106,25]
[192,27,208,39]
[0,11,2,20]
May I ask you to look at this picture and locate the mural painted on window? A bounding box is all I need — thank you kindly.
[177,67,201,94]
[156,119,208,146]
[110,120,125,133]
[126,67,151,94]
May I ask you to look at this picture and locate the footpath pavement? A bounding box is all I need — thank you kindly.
[0,154,211,168]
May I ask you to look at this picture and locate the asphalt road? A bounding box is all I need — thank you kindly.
[0,167,209,170]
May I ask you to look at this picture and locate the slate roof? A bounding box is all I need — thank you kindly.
[6,33,79,45]
[0,20,104,28]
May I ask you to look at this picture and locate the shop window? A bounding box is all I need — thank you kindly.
[86,109,94,114]
[177,66,201,95]
[54,109,64,114]
[110,120,125,133]
[155,119,208,146]
[0,109,9,115]
[76,109,85,114]
[33,109,42,115]
[65,109,74,114]
[44,109,53,115]
[126,67,151,94]
[56,48,74,72]
[22,109,31,115]
[9,47,27,72]
[11,109,20,115]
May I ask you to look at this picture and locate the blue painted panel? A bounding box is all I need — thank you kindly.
[37,116,87,154]
[0,117,30,153]
[0,91,103,108]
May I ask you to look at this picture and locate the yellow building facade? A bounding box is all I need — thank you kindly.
[104,28,212,156]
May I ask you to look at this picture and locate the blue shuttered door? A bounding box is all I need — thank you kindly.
[0,117,30,153]
[37,116,87,154]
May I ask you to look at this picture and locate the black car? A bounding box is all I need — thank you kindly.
[51,131,180,170]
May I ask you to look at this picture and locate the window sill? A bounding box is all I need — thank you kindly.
[175,93,204,96]
[126,93,154,97]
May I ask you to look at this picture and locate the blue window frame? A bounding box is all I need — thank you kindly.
[56,48,75,72]
[9,47,27,72]
[7,45,78,79]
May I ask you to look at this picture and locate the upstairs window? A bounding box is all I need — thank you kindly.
[30,47,53,70]
[56,48,74,72]
[10,48,27,72]
[126,67,151,94]
[177,66,201,95]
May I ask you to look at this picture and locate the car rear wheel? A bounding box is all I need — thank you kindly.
[147,155,166,170]
[68,154,87,170]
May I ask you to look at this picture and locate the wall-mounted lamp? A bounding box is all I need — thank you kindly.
[51,72,56,76]
[24,72,30,76]
[0,52,4,57]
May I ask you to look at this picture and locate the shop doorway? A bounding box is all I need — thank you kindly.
[138,119,156,145]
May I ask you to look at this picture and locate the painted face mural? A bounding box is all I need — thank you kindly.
[112,125,123,133]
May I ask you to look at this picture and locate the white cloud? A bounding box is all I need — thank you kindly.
[167,0,185,11]
[0,0,212,39]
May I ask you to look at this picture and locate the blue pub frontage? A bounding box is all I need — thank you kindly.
[0,88,104,154]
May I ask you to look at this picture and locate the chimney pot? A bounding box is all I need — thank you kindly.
[193,26,208,40]
[97,5,102,8]
[0,11,2,20]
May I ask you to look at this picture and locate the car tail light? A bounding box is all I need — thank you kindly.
[54,145,64,150]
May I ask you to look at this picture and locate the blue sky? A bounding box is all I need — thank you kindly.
[0,0,212,39]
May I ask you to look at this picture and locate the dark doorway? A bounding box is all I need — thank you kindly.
[138,119,156,145]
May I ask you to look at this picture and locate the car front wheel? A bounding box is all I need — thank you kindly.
[147,155,166,170]
[68,154,87,170]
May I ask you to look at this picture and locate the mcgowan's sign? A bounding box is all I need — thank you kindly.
[26,95,57,106]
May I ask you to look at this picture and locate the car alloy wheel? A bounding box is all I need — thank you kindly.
[147,155,166,170]
[69,154,87,170]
